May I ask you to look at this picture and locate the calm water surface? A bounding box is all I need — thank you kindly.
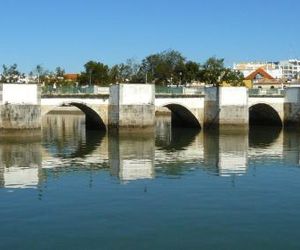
[1,114,300,249]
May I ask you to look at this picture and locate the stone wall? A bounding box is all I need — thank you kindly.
[109,84,155,128]
[119,105,155,128]
[204,87,219,128]
[284,87,300,126]
[218,105,249,128]
[0,104,41,129]
[284,103,300,126]
[219,87,248,129]
[1,84,40,105]
[204,87,248,130]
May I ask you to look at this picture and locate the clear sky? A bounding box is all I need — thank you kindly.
[1,0,299,73]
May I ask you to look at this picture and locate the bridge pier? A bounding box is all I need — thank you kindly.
[0,84,41,129]
[204,87,248,131]
[284,87,300,126]
[108,84,155,129]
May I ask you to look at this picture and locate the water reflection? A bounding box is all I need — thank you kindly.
[42,114,107,163]
[42,114,86,158]
[2,114,300,189]
[204,130,248,176]
[109,130,155,182]
[0,131,42,189]
[283,128,300,165]
[249,125,282,148]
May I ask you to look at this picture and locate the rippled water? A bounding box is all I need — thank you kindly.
[1,114,300,249]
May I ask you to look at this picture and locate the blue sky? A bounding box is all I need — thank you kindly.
[1,0,299,73]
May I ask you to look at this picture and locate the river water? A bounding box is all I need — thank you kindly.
[1,114,300,249]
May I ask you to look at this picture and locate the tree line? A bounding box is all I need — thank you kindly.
[0,50,244,86]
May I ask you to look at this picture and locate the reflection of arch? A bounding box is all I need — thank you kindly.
[44,130,105,159]
[163,104,201,128]
[249,125,281,148]
[69,130,105,158]
[249,104,282,126]
[156,127,199,151]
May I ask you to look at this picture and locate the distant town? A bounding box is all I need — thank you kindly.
[1,49,300,90]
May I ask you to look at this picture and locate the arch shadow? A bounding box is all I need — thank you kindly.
[70,130,106,159]
[156,127,200,151]
[44,130,105,159]
[49,102,106,131]
[70,103,106,130]
[164,104,201,129]
[249,104,283,127]
[249,125,281,148]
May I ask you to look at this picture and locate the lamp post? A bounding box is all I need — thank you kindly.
[179,72,182,86]
[89,70,92,86]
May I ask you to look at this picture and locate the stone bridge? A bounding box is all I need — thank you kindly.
[155,94,204,128]
[41,95,109,130]
[41,92,205,130]
[40,86,300,130]
[2,83,300,130]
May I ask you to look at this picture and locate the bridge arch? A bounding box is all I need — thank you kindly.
[249,103,283,127]
[43,102,106,130]
[162,103,201,128]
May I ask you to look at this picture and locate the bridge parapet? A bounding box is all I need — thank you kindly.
[0,84,41,129]
[155,86,205,95]
[248,88,285,97]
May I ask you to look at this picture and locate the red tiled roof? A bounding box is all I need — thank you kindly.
[64,73,79,80]
[245,68,274,80]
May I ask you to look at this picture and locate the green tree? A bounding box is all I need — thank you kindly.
[79,61,110,86]
[199,57,244,86]
[139,54,161,83]
[199,57,225,86]
[55,66,65,77]
[109,59,143,83]
[222,69,244,86]
[117,62,134,82]
[109,65,121,84]
[139,50,186,85]
[33,64,50,84]
[1,64,22,83]
[184,61,200,83]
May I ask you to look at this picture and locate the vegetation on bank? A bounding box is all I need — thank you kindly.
[0,50,244,87]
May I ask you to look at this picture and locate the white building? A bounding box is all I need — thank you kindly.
[234,59,300,80]
[233,61,282,79]
[278,59,300,80]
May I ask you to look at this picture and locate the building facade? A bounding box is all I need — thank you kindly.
[278,59,300,80]
[234,59,300,80]
[233,61,282,79]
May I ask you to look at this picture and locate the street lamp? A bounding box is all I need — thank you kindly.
[179,72,182,86]
[88,70,92,86]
